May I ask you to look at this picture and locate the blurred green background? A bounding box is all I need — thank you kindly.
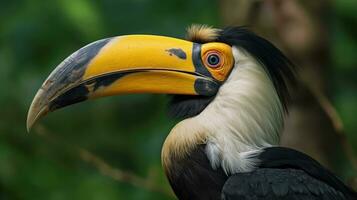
[0,0,356,199]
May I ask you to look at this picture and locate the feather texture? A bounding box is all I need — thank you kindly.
[186,24,220,43]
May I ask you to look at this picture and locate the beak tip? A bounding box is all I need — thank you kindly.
[26,109,36,133]
[26,106,37,133]
[26,122,32,133]
[26,105,48,133]
[26,89,50,133]
[26,115,34,134]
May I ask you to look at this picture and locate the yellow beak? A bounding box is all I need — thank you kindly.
[27,35,233,131]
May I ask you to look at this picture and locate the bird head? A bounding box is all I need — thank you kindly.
[27,25,295,175]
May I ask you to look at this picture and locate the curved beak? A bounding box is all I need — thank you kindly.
[27,35,220,131]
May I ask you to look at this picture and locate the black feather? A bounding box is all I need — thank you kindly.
[167,95,215,119]
[257,147,357,199]
[166,144,228,200]
[222,168,349,200]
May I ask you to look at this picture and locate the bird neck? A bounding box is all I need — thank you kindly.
[162,47,285,175]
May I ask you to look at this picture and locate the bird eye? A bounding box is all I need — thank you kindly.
[204,52,222,68]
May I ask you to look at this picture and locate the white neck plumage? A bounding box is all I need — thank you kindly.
[162,46,285,175]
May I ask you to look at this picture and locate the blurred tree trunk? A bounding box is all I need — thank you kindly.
[219,0,340,170]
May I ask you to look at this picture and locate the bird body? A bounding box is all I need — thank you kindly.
[27,25,356,199]
[165,145,352,200]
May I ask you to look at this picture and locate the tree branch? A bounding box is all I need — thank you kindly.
[33,125,174,198]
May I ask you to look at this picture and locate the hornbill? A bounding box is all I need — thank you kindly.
[27,25,356,200]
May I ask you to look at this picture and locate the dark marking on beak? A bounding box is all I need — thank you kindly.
[92,72,133,91]
[48,72,133,111]
[194,78,219,96]
[49,84,90,111]
[166,48,187,59]
[192,43,213,78]
[54,38,111,85]
[37,38,112,113]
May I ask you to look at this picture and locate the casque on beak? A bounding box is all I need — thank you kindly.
[27,35,234,131]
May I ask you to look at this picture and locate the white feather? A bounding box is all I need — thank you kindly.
[172,46,284,174]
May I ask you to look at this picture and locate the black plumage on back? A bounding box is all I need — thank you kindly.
[222,147,357,200]
[222,168,347,200]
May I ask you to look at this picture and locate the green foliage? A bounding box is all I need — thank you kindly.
[331,0,357,150]
[0,0,219,199]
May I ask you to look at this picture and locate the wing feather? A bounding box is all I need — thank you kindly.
[222,168,348,200]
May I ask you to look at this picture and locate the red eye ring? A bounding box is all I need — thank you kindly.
[204,51,223,69]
